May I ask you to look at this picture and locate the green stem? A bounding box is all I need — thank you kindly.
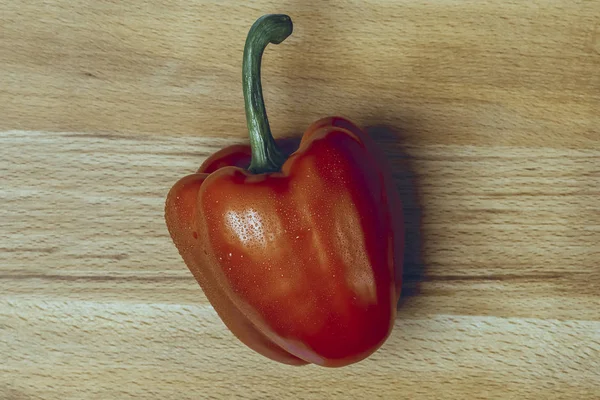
[243,14,293,174]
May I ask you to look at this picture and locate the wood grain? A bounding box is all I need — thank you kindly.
[1,1,599,399]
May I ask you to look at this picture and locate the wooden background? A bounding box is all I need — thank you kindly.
[1,1,599,399]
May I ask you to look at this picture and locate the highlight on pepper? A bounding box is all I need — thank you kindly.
[165,14,404,367]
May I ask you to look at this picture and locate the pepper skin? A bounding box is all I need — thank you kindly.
[165,15,403,367]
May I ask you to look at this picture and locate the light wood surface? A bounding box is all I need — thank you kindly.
[1,1,599,399]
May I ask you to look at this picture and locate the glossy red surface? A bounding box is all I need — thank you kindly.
[165,117,403,367]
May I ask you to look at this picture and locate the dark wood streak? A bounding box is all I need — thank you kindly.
[60,133,132,140]
[160,151,214,158]
[482,192,600,197]
[82,71,99,79]
[70,253,129,260]
[0,274,191,282]
[59,132,163,141]
[414,155,599,161]
[1,247,59,254]
[421,273,565,282]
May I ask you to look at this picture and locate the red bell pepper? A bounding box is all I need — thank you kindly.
[165,14,404,367]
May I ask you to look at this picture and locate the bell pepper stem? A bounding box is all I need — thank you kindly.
[243,14,293,174]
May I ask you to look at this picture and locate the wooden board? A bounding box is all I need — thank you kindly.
[1,1,599,399]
